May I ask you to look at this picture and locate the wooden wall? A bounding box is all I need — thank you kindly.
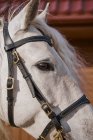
[4,124,36,140]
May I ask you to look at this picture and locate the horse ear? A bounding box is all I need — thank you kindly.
[9,0,39,36]
[37,3,50,22]
[24,0,40,29]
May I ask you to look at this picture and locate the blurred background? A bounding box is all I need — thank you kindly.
[0,0,93,140]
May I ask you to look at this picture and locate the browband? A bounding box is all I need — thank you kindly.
[3,22,53,51]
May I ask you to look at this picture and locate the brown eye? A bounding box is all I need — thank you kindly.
[36,62,54,71]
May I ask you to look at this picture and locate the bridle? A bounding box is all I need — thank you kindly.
[3,21,90,140]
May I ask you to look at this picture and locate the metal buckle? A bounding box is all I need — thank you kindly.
[7,77,14,90]
[41,103,53,117]
[51,38,54,46]
[53,130,64,140]
[39,136,45,140]
[12,51,19,64]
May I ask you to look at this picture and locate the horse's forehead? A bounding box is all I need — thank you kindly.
[19,42,56,64]
[13,30,37,40]
[13,33,54,63]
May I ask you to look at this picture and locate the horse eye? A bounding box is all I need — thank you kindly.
[36,62,54,71]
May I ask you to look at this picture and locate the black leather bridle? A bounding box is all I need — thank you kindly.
[3,21,90,140]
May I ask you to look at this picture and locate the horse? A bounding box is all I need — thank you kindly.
[0,0,93,140]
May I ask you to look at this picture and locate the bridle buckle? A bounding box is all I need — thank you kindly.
[39,136,45,140]
[7,77,14,90]
[13,51,19,64]
[53,130,64,140]
[41,103,53,117]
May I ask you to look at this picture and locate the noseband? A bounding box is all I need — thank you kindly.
[3,22,90,140]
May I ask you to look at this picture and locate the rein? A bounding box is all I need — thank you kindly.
[3,21,90,140]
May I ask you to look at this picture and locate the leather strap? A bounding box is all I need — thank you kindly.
[13,51,35,98]
[4,35,53,51]
[13,51,65,138]
[58,95,90,120]
[37,121,54,140]
[3,21,17,127]
[38,95,90,139]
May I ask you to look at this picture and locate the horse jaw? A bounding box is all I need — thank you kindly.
[23,76,83,139]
